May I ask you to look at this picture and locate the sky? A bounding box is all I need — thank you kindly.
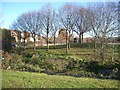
[1,2,87,29]
[0,2,88,37]
[0,0,119,37]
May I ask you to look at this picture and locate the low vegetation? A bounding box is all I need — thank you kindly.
[2,44,120,80]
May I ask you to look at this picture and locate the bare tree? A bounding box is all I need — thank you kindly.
[40,4,54,51]
[59,3,79,52]
[11,13,30,50]
[24,11,42,50]
[74,7,91,43]
[87,2,118,61]
[50,9,60,48]
[11,11,42,50]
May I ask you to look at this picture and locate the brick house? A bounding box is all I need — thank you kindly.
[10,30,46,46]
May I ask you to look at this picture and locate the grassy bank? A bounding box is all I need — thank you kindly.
[2,70,119,88]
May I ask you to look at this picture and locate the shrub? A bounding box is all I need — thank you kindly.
[45,59,69,73]
[11,47,24,54]
[2,59,10,69]
[23,64,44,72]
[22,57,31,63]
[22,51,33,58]
[3,48,120,80]
[22,51,34,63]
[2,29,12,52]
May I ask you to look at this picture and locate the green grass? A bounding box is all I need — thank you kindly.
[47,47,118,60]
[26,43,119,61]
[2,70,119,88]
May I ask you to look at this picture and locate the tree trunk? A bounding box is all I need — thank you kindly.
[33,37,36,50]
[66,29,68,53]
[47,30,49,51]
[23,38,26,50]
[79,34,81,43]
[68,39,71,50]
[68,31,71,50]
[94,38,96,60]
[100,36,107,61]
[18,40,21,48]
[81,33,83,43]
[100,39,106,61]
[54,35,56,49]
[100,44,104,61]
